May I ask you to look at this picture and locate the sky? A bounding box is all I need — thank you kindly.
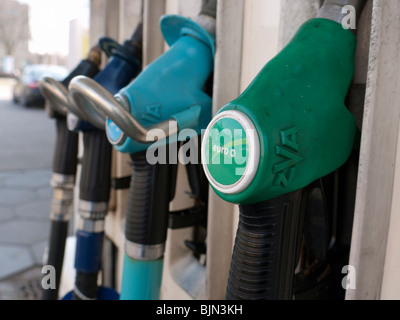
[16,0,90,55]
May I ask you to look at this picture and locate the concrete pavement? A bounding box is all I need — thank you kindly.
[0,78,67,300]
[0,169,52,299]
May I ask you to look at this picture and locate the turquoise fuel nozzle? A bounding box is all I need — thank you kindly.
[69,14,215,154]
[109,14,215,153]
[202,18,357,205]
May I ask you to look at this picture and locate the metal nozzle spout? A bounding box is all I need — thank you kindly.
[39,76,104,129]
[38,77,71,116]
[317,0,367,25]
[69,76,178,144]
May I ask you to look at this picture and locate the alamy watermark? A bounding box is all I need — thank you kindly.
[342,5,357,30]
[341,264,356,290]
[41,263,357,291]
[41,265,56,290]
[145,125,250,176]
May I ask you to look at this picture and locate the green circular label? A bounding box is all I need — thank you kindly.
[204,118,249,186]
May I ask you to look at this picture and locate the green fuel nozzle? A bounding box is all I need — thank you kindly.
[202,0,366,300]
[202,18,357,205]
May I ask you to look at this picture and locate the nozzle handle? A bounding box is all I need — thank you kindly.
[61,54,101,88]
[39,77,71,116]
[53,118,79,175]
[79,130,112,203]
[226,189,305,300]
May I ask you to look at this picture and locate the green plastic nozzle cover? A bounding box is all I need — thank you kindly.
[201,18,357,205]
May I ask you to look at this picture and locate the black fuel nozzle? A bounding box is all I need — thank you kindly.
[41,43,103,301]
[61,44,102,88]
[41,44,102,120]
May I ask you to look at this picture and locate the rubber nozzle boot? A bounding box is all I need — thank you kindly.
[201,18,357,205]
[105,14,215,154]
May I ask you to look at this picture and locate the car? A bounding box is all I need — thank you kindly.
[12,64,68,107]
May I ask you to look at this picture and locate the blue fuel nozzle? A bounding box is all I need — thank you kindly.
[68,23,143,132]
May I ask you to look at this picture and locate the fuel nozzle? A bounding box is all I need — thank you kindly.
[39,44,103,119]
[68,6,216,300]
[200,0,366,301]
[39,42,104,301]
[67,22,143,132]
[201,17,358,205]
[69,14,215,154]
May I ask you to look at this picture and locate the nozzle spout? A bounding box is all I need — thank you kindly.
[38,77,71,116]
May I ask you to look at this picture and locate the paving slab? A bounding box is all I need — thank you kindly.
[31,239,48,266]
[0,219,50,245]
[0,91,54,172]
[0,206,14,222]
[0,266,43,300]
[0,171,18,180]
[14,199,51,220]
[0,188,36,205]
[0,244,34,280]
[0,172,17,187]
[36,186,53,200]
[3,171,51,189]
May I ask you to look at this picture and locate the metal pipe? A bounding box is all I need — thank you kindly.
[317,0,367,24]
[39,77,103,128]
[39,77,70,116]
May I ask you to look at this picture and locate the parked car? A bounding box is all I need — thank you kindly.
[12,64,68,107]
